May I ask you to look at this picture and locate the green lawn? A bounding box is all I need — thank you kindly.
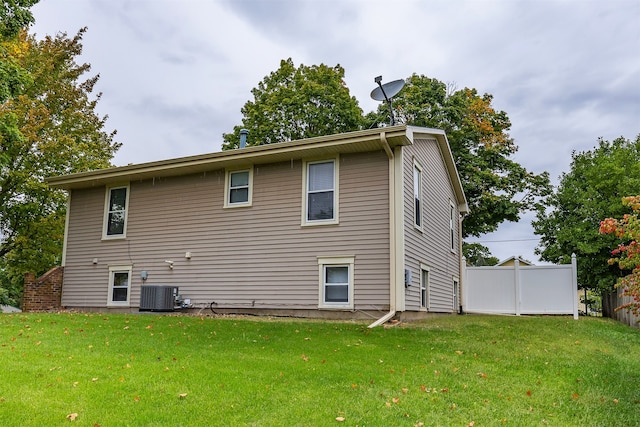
[0,313,638,426]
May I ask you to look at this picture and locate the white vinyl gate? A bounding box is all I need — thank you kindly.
[464,255,578,319]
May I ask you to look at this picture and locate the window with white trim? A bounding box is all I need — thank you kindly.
[225,168,253,207]
[453,278,460,313]
[304,159,338,225]
[103,185,129,239]
[318,256,354,309]
[420,264,430,309]
[450,202,456,252]
[413,161,423,230]
[108,265,132,306]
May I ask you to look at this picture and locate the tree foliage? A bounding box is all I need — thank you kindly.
[0,26,120,305]
[533,136,640,294]
[463,242,499,266]
[222,58,364,150]
[600,196,640,315]
[0,0,37,39]
[370,74,552,240]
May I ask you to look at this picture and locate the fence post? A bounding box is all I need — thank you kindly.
[571,254,578,320]
[514,258,521,316]
[461,257,467,313]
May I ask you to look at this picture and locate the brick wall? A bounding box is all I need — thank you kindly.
[22,267,64,312]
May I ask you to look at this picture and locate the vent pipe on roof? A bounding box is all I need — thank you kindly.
[239,129,249,148]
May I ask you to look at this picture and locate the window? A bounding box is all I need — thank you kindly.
[453,279,460,313]
[304,159,338,225]
[103,185,129,239]
[450,202,456,252]
[225,168,253,207]
[108,265,131,306]
[318,256,354,309]
[420,264,430,309]
[413,161,423,230]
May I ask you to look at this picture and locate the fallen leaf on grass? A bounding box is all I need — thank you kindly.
[455,350,464,355]
[526,390,532,396]
[178,393,188,399]
[301,354,309,362]
[335,417,345,422]
[66,413,78,421]
[477,372,488,378]
[392,397,400,404]
[572,393,579,400]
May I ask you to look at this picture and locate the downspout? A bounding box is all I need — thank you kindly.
[369,132,397,328]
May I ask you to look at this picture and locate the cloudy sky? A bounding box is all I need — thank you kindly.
[30,0,639,264]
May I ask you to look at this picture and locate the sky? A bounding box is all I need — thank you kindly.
[30,0,640,264]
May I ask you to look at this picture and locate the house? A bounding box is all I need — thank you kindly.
[47,125,468,326]
[496,256,534,267]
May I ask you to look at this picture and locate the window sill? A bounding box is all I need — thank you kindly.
[102,235,126,241]
[302,219,339,227]
[223,203,252,209]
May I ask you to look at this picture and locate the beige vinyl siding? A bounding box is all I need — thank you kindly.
[61,150,390,311]
[403,138,460,312]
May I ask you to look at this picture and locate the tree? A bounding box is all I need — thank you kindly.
[533,136,640,298]
[222,58,364,150]
[600,196,640,315]
[369,74,551,248]
[0,0,38,39]
[463,242,499,266]
[0,27,120,305]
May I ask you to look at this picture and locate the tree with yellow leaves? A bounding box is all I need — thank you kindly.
[0,4,119,305]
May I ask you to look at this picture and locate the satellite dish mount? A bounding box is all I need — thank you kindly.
[370,76,405,125]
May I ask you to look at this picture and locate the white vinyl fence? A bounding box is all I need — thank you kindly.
[464,255,578,319]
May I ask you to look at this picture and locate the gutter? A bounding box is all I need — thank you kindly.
[369,131,397,328]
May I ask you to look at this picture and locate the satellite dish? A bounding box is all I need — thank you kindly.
[370,78,405,101]
[370,76,405,125]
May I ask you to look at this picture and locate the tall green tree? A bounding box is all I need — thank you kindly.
[0,27,120,305]
[0,0,37,38]
[370,74,551,241]
[222,58,364,150]
[533,136,640,298]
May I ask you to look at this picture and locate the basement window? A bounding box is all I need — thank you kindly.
[318,256,354,309]
[108,265,131,307]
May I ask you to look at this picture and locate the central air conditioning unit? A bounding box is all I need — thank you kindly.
[139,285,178,311]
